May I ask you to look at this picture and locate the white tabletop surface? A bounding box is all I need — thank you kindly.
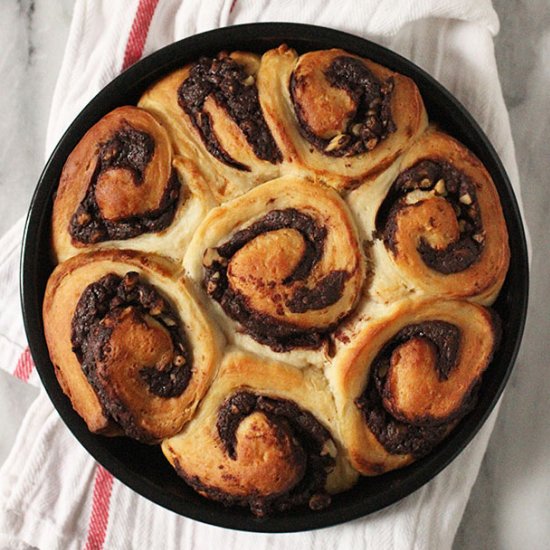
[0,1,549,548]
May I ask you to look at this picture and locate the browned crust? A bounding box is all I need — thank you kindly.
[257,46,428,190]
[51,106,175,262]
[332,298,498,475]
[43,249,223,440]
[382,128,510,303]
[43,250,179,433]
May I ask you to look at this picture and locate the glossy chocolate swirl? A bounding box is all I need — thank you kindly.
[361,130,511,304]
[290,55,396,157]
[161,347,356,518]
[178,53,282,170]
[329,298,500,475]
[355,321,467,456]
[376,159,484,274]
[203,208,351,351]
[71,272,191,442]
[69,125,180,244]
[204,391,334,516]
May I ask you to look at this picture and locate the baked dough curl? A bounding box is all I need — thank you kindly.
[43,250,222,443]
[327,298,499,474]
[139,51,282,202]
[52,106,214,263]
[183,175,366,365]
[257,46,428,190]
[348,129,510,304]
[162,348,358,517]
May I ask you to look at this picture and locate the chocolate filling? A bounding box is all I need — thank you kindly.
[285,271,349,314]
[178,53,282,171]
[71,272,191,440]
[375,159,484,273]
[179,391,334,517]
[203,208,350,351]
[69,125,180,245]
[290,56,396,157]
[355,321,474,457]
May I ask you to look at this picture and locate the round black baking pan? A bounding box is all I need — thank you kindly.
[20,23,529,533]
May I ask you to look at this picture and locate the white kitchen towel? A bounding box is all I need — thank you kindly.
[0,0,527,549]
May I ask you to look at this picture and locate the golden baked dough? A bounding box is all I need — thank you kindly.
[257,46,428,190]
[43,249,223,442]
[347,128,510,305]
[52,106,215,263]
[162,348,358,516]
[183,174,366,366]
[41,46,511,516]
[327,298,498,474]
[139,52,282,202]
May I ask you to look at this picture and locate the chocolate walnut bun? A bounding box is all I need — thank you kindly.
[43,250,222,439]
[139,51,283,202]
[183,175,365,364]
[43,45,510,517]
[328,299,500,474]
[347,128,510,305]
[52,106,215,263]
[162,349,358,516]
[257,46,428,190]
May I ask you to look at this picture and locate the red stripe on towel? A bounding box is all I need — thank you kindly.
[13,347,34,382]
[121,0,160,71]
[230,0,238,13]
[84,466,115,550]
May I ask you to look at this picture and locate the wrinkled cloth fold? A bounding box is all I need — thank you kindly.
[0,0,525,548]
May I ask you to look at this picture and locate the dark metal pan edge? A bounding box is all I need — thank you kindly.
[21,23,529,533]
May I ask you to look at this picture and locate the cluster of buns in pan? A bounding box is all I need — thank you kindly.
[43,45,509,517]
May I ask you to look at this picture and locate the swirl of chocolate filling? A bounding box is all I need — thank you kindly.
[354,321,483,457]
[71,272,191,441]
[178,54,282,171]
[203,208,350,352]
[375,159,484,273]
[69,125,180,244]
[179,391,334,517]
[290,56,396,157]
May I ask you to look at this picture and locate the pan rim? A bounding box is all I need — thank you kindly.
[20,22,529,533]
